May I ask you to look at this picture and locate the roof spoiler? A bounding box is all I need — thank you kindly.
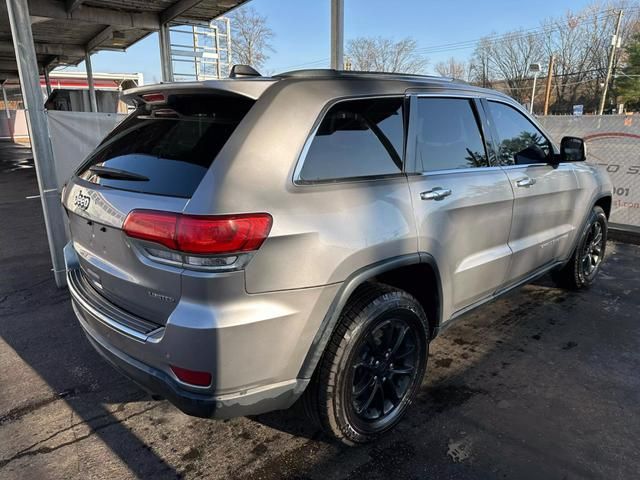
[229,64,262,78]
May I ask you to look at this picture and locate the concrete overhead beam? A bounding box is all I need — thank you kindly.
[86,25,113,52]
[28,0,161,30]
[161,0,204,24]
[0,40,86,57]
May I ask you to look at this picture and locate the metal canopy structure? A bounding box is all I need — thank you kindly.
[0,0,344,288]
[0,0,250,288]
[0,0,250,82]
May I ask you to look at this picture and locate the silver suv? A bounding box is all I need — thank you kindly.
[62,68,612,445]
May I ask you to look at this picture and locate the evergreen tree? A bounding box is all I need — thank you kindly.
[618,33,640,111]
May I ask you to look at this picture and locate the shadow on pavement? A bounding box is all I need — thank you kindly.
[0,141,179,478]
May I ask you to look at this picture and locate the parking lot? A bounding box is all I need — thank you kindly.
[1,141,639,479]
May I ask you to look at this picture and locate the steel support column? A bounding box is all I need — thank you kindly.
[43,67,52,96]
[85,50,97,112]
[226,17,232,72]
[5,0,67,287]
[159,23,173,82]
[330,0,344,70]
[1,82,10,118]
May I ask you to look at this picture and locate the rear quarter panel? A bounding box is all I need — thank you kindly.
[186,79,419,293]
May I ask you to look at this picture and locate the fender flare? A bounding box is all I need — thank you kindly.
[562,193,612,265]
[297,252,443,380]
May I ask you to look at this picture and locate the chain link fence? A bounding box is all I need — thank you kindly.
[538,114,640,231]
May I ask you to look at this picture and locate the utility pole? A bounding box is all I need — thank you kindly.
[529,63,541,114]
[330,0,344,69]
[543,54,555,115]
[598,9,623,115]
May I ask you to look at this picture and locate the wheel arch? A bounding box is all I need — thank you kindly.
[297,253,443,380]
[594,194,612,219]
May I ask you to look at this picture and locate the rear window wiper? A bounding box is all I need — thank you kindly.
[89,166,149,182]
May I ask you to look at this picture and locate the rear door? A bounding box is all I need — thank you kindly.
[63,91,255,324]
[406,94,514,320]
[484,99,579,285]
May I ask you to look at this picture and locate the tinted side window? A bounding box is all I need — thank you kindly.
[414,98,488,172]
[487,101,552,166]
[299,97,403,181]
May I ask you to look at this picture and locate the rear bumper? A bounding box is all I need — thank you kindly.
[81,320,218,417]
[64,242,333,418]
[76,306,308,418]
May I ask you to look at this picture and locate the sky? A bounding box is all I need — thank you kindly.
[62,0,600,84]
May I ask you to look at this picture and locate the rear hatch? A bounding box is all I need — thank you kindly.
[63,90,255,325]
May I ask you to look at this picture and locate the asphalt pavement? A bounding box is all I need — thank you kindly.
[1,141,639,479]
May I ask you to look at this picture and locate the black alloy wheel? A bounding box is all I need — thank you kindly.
[348,317,421,429]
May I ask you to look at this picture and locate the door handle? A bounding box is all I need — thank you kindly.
[420,188,452,201]
[516,177,536,188]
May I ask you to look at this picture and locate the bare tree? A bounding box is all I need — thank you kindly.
[469,37,493,88]
[228,7,274,70]
[435,57,471,80]
[467,1,640,111]
[474,29,544,103]
[542,11,589,110]
[346,37,428,74]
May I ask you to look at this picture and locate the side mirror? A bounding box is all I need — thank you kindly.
[560,136,586,162]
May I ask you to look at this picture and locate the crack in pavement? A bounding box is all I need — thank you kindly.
[0,385,111,426]
[0,403,160,470]
[2,392,149,453]
[0,393,69,426]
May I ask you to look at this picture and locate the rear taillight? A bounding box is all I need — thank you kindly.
[177,214,272,254]
[123,210,272,256]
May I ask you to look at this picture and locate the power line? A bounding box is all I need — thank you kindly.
[503,76,602,91]
[277,6,640,73]
[277,57,329,71]
[414,7,637,55]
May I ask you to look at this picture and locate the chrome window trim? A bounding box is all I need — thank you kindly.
[414,92,478,99]
[292,94,406,186]
[408,163,559,177]
[408,165,506,177]
[498,163,557,171]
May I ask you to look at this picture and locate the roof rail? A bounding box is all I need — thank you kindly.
[273,68,459,82]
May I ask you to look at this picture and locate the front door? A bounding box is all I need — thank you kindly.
[407,95,515,321]
[484,100,579,286]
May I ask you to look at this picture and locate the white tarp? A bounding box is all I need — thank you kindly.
[0,110,29,140]
[48,110,126,189]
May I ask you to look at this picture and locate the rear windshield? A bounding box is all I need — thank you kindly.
[77,93,255,198]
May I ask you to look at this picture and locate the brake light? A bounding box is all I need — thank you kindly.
[141,92,166,104]
[170,365,211,387]
[123,210,272,255]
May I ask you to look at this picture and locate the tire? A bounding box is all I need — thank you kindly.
[552,206,607,290]
[304,283,430,445]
